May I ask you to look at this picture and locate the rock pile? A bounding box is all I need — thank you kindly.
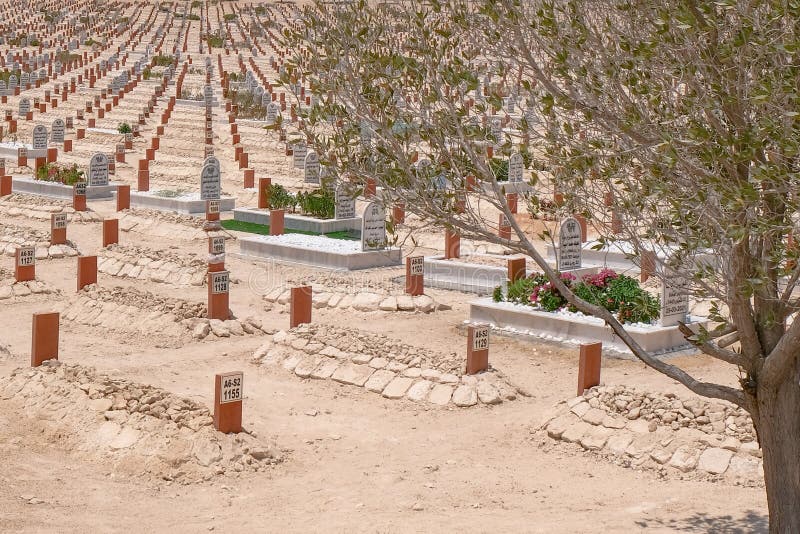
[118,209,209,241]
[0,224,80,259]
[55,285,265,344]
[99,244,210,286]
[0,277,58,300]
[543,386,762,486]
[0,193,102,223]
[263,286,448,314]
[252,324,522,408]
[0,362,282,482]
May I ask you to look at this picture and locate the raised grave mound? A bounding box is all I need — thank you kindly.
[542,385,762,487]
[252,324,525,407]
[0,362,282,483]
[0,224,80,258]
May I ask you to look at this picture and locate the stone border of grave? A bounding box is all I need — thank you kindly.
[237,235,403,270]
[128,191,236,215]
[12,177,117,200]
[233,207,361,235]
[423,254,598,294]
[0,279,56,300]
[469,298,708,354]
[542,386,763,486]
[263,286,446,313]
[252,326,522,408]
[546,240,718,274]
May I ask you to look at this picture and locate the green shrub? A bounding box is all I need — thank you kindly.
[266,184,297,211]
[297,188,334,219]
[117,122,132,134]
[206,33,224,48]
[223,13,236,21]
[492,285,503,302]
[152,55,173,67]
[489,157,509,181]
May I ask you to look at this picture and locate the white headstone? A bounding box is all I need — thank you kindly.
[51,119,65,143]
[19,98,30,116]
[200,163,221,200]
[361,201,387,251]
[292,142,307,168]
[266,102,279,123]
[32,125,48,149]
[508,152,523,182]
[558,217,582,270]
[660,267,689,327]
[88,153,109,186]
[304,151,320,184]
[335,186,356,219]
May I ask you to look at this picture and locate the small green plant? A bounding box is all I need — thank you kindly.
[266,183,297,211]
[191,0,202,7]
[153,189,188,198]
[117,122,132,134]
[297,188,335,219]
[142,67,152,80]
[489,157,509,181]
[152,55,174,67]
[223,13,236,21]
[206,33,224,48]
[492,285,504,302]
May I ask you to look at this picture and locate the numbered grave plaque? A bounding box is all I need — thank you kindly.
[219,371,243,404]
[409,256,424,276]
[74,181,87,196]
[17,246,35,267]
[211,271,229,294]
[210,236,225,255]
[472,324,490,351]
[52,213,67,229]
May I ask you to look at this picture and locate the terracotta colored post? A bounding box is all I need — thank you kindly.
[392,203,406,225]
[506,192,518,214]
[270,209,285,235]
[51,213,67,245]
[31,312,59,367]
[243,168,254,188]
[103,219,119,247]
[575,215,588,243]
[214,372,243,433]
[466,323,490,375]
[117,185,130,211]
[290,285,312,328]
[508,257,526,283]
[0,175,11,196]
[444,230,460,259]
[207,270,230,320]
[258,178,271,209]
[206,200,220,222]
[577,342,602,395]
[64,139,72,152]
[364,178,377,198]
[239,152,248,169]
[15,246,35,282]
[640,250,656,283]
[138,170,149,192]
[405,256,424,296]
[611,211,623,235]
[498,214,511,240]
[77,255,97,290]
[47,148,57,163]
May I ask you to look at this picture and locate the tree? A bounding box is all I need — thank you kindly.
[280,0,800,528]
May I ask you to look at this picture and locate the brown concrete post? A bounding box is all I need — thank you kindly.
[47,148,57,163]
[31,312,59,367]
[508,257,526,283]
[290,286,312,328]
[498,214,511,240]
[214,372,243,433]
[364,178,376,198]
[0,175,11,196]
[15,246,35,282]
[506,193,518,214]
[103,219,119,247]
[640,250,656,283]
[405,256,424,296]
[444,230,460,259]
[392,203,405,225]
[51,213,67,245]
[208,270,230,320]
[466,324,490,374]
[73,183,86,212]
[270,209,285,235]
[77,255,97,290]
[243,168,254,189]
[577,342,602,395]
[258,178,271,209]
[117,185,130,211]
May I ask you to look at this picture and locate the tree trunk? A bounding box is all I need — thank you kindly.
[756,360,800,532]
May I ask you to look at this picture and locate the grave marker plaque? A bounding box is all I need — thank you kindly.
[51,119,65,143]
[304,151,320,184]
[88,153,109,186]
[558,217,582,270]
[200,163,221,200]
[17,246,35,267]
[292,142,307,168]
[661,267,689,327]
[335,186,356,219]
[508,152,523,182]
[361,201,387,251]
[210,270,229,294]
[32,125,48,149]
[19,98,31,116]
[210,236,225,255]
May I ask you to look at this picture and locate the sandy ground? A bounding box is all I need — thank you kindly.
[0,1,769,532]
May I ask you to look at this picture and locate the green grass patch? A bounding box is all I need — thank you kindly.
[221,219,359,241]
